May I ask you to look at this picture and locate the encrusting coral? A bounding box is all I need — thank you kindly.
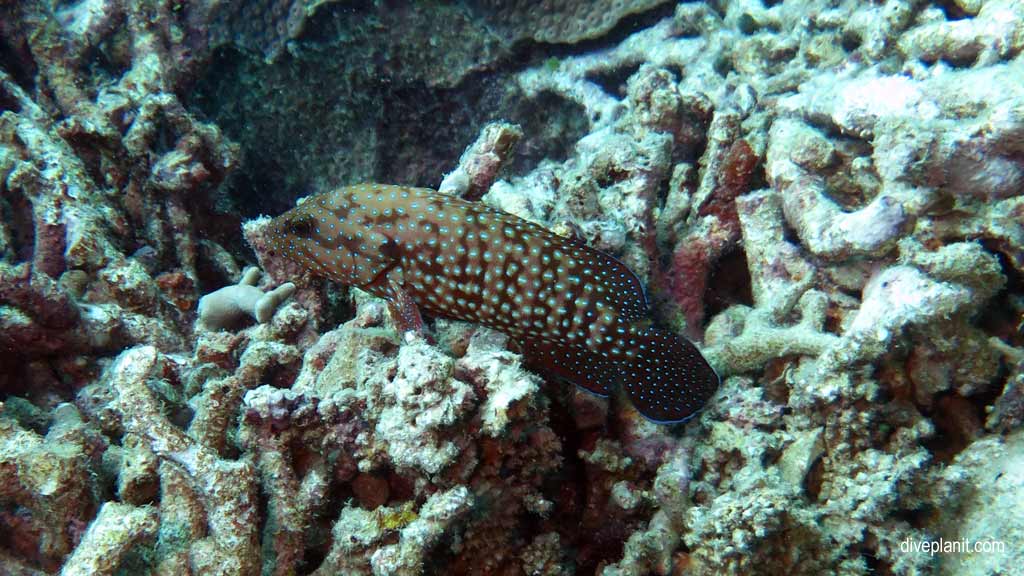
[1,1,1023,575]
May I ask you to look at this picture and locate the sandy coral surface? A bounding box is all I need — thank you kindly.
[1,0,1023,575]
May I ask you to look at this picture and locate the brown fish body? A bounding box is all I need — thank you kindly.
[268,183,718,423]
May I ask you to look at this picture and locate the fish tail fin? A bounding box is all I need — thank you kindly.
[619,325,719,424]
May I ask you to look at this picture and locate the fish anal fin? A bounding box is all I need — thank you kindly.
[522,340,613,398]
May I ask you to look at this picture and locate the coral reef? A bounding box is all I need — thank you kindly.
[439,121,524,200]
[934,431,1024,575]
[1,0,1023,575]
[60,502,159,576]
[467,0,674,45]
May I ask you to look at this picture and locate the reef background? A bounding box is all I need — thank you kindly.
[1,0,1023,575]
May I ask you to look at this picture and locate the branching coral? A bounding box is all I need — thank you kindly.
[60,502,159,576]
[238,385,330,575]
[109,345,261,574]
[438,121,523,201]
[0,0,240,369]
[2,1,1023,575]
[501,2,1024,574]
[766,118,909,260]
[0,413,98,571]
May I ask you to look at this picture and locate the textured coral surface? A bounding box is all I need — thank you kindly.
[1,1,1023,575]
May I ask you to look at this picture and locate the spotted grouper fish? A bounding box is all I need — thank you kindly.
[266,183,718,423]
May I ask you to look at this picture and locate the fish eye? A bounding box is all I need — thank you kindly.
[286,215,315,236]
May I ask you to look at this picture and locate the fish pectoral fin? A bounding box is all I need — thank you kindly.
[619,327,720,424]
[363,264,426,335]
[521,340,614,398]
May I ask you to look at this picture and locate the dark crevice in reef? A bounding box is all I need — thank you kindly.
[375,75,505,188]
[895,504,939,530]
[0,85,21,114]
[0,66,27,113]
[805,456,825,500]
[0,18,37,96]
[1,185,34,263]
[539,383,611,575]
[934,0,973,20]
[321,283,359,328]
[940,49,981,69]
[840,29,863,53]
[922,390,996,463]
[585,61,644,98]
[703,247,754,319]
[0,363,31,401]
[736,12,781,35]
[926,394,973,462]
[860,543,892,576]
[979,239,1023,347]
[506,90,590,175]
[193,229,242,294]
[376,76,589,186]
[188,43,386,218]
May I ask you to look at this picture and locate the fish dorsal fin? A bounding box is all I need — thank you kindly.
[585,246,649,323]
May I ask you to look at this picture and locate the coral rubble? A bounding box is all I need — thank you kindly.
[1,0,1023,575]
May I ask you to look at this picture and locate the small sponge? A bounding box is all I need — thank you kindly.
[197,266,296,331]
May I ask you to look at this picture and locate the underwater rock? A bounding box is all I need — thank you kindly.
[936,432,1024,575]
